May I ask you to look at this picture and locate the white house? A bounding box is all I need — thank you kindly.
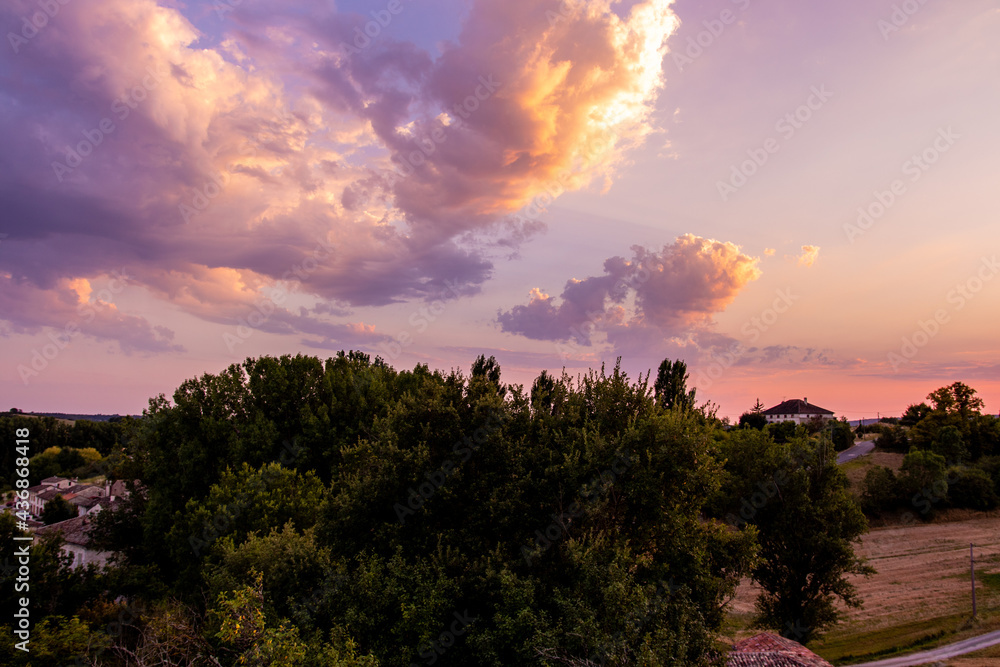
[26,476,73,517]
[35,514,113,568]
[762,398,835,425]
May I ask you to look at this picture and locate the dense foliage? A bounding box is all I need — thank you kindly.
[859,382,1000,519]
[2,353,873,664]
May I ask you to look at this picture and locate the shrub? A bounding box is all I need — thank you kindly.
[875,426,910,453]
[946,467,999,511]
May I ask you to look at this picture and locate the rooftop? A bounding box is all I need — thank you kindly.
[729,633,833,667]
[35,514,98,548]
[762,399,834,417]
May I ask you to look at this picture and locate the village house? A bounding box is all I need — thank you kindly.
[34,508,116,569]
[762,398,835,425]
[25,476,128,519]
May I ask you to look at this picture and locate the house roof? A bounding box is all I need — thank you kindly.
[762,399,834,417]
[35,515,99,548]
[37,488,64,501]
[64,484,103,499]
[40,476,68,485]
[729,633,832,667]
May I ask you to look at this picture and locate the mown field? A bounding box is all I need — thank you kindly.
[724,513,1000,665]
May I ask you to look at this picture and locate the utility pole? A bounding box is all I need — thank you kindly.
[971,543,977,618]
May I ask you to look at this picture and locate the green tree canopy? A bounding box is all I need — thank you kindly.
[42,494,78,525]
[653,358,696,411]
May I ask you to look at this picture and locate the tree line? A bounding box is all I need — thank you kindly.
[1,353,870,665]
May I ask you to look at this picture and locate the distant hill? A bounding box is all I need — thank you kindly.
[6,411,134,423]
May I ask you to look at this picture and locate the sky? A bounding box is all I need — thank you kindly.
[1,0,998,421]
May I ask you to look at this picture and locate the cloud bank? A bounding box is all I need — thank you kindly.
[0,0,680,352]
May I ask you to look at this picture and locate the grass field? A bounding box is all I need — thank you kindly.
[723,513,1000,665]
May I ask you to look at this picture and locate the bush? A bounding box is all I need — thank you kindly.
[738,412,767,430]
[767,421,797,444]
[946,467,999,511]
[897,450,948,520]
[975,456,1000,496]
[831,420,854,452]
[860,466,898,514]
[856,423,890,437]
[875,426,910,453]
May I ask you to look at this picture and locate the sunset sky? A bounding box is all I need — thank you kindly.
[2,0,998,420]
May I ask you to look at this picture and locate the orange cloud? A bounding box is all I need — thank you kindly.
[797,245,821,267]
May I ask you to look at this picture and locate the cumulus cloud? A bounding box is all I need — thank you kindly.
[0,272,182,355]
[0,0,679,350]
[498,234,761,349]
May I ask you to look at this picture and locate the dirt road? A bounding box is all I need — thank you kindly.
[847,629,1000,666]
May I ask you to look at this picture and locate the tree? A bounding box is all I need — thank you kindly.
[751,398,765,413]
[931,425,968,463]
[42,495,77,525]
[897,450,948,519]
[829,419,854,452]
[654,358,696,411]
[928,381,984,419]
[718,431,873,642]
[739,412,768,430]
[899,402,931,427]
[874,425,910,453]
[946,468,999,511]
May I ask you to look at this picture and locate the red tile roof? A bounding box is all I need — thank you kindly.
[728,633,832,667]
